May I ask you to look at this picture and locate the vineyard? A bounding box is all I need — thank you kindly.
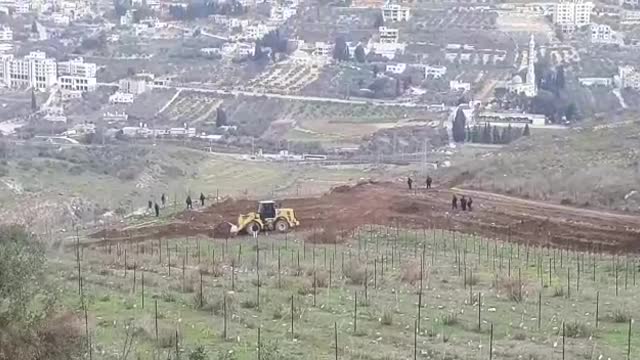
[158,92,223,126]
[246,64,322,94]
[51,185,640,360]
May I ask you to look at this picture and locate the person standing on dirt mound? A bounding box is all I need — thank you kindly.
[407,177,413,190]
[426,176,432,189]
[467,197,473,211]
[161,193,166,207]
[186,195,193,210]
[460,196,467,211]
[452,194,458,210]
[154,202,160,217]
[200,193,206,207]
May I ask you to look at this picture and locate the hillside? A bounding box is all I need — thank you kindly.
[0,142,371,232]
[453,120,640,212]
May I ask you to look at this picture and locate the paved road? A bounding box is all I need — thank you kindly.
[96,81,434,108]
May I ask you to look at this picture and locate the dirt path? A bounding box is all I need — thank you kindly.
[90,182,640,253]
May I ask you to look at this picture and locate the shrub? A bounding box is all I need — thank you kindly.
[400,261,422,285]
[381,309,393,326]
[564,321,590,338]
[312,270,329,288]
[612,309,630,323]
[552,287,564,297]
[495,276,524,302]
[343,261,367,285]
[241,298,258,309]
[465,274,479,286]
[440,313,459,326]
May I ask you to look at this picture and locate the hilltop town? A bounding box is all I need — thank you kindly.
[0,0,639,152]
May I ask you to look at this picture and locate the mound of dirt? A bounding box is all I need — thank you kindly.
[393,201,422,214]
[88,181,640,254]
[212,222,234,239]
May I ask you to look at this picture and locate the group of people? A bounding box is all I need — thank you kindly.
[407,176,433,190]
[452,194,473,211]
[147,192,207,217]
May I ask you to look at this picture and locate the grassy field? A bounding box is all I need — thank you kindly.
[453,118,640,213]
[48,227,639,359]
[0,143,368,231]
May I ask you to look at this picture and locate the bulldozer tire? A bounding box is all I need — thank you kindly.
[274,219,289,233]
[246,221,261,234]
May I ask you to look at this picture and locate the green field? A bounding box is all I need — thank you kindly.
[0,143,367,232]
[49,228,639,359]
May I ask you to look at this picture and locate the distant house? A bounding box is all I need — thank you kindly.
[449,80,471,92]
[385,63,406,74]
[109,92,134,104]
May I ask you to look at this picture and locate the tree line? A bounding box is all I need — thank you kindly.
[452,108,530,145]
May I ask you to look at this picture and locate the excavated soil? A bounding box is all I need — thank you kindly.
[89,182,640,253]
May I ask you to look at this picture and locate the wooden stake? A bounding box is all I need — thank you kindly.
[489,323,494,360]
[334,322,339,360]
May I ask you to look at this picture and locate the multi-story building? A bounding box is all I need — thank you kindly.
[243,24,273,40]
[109,91,135,104]
[621,10,640,25]
[423,65,447,79]
[0,51,57,89]
[385,63,406,74]
[553,0,593,32]
[378,26,399,44]
[0,26,11,41]
[0,26,12,54]
[381,4,410,22]
[313,42,333,57]
[619,65,640,89]
[270,6,296,22]
[57,57,97,92]
[14,0,29,13]
[118,77,147,94]
[591,23,613,43]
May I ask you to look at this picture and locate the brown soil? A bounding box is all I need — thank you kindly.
[89,182,640,253]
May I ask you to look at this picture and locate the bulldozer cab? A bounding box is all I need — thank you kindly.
[258,201,277,220]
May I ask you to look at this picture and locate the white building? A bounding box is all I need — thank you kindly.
[505,34,537,97]
[0,51,57,89]
[423,65,447,79]
[578,77,612,87]
[385,63,406,74]
[449,80,471,92]
[14,0,29,13]
[243,24,273,40]
[51,13,71,26]
[118,77,147,94]
[590,23,621,44]
[270,6,296,22]
[553,0,593,33]
[619,66,640,89]
[0,26,11,41]
[477,111,546,127]
[57,57,97,92]
[313,42,333,57]
[109,91,135,104]
[0,26,12,54]
[378,26,399,44]
[381,4,410,22]
[369,42,405,60]
[621,10,640,25]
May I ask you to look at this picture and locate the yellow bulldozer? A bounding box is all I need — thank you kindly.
[234,200,300,235]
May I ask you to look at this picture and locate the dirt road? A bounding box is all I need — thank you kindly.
[92,181,640,253]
